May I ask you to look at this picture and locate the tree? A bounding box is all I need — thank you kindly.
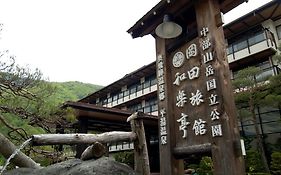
[0,49,71,166]
[232,66,270,173]
[265,44,281,107]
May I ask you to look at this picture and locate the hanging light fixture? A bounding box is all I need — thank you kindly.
[155,14,182,39]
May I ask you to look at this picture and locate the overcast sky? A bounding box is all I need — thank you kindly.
[0,0,272,86]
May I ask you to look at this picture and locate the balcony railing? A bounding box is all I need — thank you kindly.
[101,84,158,108]
[227,29,277,63]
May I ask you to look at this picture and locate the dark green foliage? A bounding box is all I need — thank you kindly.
[271,152,281,175]
[195,156,213,175]
[246,149,266,173]
[198,156,213,174]
[265,74,281,107]
[232,67,261,89]
[113,151,134,168]
[265,44,281,107]
[242,136,255,150]
[233,66,273,173]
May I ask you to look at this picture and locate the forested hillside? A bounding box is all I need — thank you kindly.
[0,79,102,165]
[50,81,103,103]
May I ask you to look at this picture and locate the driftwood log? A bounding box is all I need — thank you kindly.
[80,142,106,160]
[32,131,136,145]
[0,133,40,169]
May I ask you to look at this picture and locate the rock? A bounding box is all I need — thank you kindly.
[3,157,138,175]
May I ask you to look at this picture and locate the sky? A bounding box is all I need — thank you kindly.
[0,0,272,86]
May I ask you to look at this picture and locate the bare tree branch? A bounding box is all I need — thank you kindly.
[0,114,28,141]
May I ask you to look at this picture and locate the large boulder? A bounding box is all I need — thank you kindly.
[3,157,138,175]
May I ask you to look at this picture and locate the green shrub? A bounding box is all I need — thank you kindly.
[113,151,134,168]
[196,156,213,175]
[246,149,266,173]
[271,151,281,175]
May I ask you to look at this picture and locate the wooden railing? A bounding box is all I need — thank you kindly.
[32,112,150,175]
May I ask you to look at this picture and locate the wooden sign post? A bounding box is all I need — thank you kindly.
[155,0,245,174]
[127,0,247,174]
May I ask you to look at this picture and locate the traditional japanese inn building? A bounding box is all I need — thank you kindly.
[64,0,281,173]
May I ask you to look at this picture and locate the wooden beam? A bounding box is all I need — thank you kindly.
[173,143,212,158]
[269,3,279,19]
[32,132,136,146]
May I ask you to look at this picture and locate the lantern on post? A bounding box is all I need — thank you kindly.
[155,14,182,39]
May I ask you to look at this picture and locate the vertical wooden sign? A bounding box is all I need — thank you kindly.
[194,0,245,174]
[156,0,245,174]
[156,37,184,175]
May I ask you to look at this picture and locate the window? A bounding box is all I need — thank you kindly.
[277,25,281,39]
[144,75,155,88]
[129,84,137,94]
[118,91,124,98]
[108,97,112,103]
[143,98,158,113]
[144,78,150,88]
[128,103,142,112]
[150,75,157,85]
[233,40,247,52]
[248,31,265,46]
[124,89,129,96]
[227,46,233,55]
[137,83,143,91]
[112,93,118,101]
[102,98,107,105]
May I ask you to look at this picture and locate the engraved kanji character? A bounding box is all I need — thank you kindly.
[173,72,187,86]
[158,68,164,77]
[176,90,187,107]
[209,94,219,106]
[186,44,198,59]
[206,65,214,77]
[211,124,223,137]
[161,135,167,145]
[159,92,165,101]
[202,52,213,63]
[159,84,165,93]
[160,117,166,126]
[210,108,220,120]
[200,27,209,37]
[160,126,167,136]
[158,61,164,69]
[187,67,200,80]
[159,108,166,117]
[158,76,164,85]
[206,79,217,91]
[190,90,204,106]
[177,113,190,138]
[200,37,211,50]
[193,118,207,135]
